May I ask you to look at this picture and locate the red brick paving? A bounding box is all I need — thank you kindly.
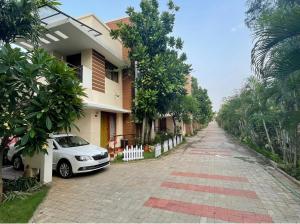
[161,181,258,199]
[144,197,273,223]
[171,171,249,182]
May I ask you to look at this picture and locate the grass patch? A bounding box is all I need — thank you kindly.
[144,150,155,159]
[0,187,49,223]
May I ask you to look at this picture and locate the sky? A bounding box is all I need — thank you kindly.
[59,0,253,111]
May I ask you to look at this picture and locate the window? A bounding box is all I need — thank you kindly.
[55,136,89,148]
[105,60,119,83]
[66,53,82,82]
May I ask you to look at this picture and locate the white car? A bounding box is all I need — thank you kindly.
[7,134,110,178]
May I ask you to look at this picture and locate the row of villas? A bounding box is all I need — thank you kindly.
[17,6,195,154]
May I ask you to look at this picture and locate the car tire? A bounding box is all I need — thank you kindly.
[12,155,23,170]
[57,160,73,178]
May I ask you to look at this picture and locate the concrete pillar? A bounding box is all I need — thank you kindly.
[24,139,53,184]
[40,139,53,184]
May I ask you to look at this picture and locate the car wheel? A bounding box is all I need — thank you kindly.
[13,156,23,170]
[57,160,72,178]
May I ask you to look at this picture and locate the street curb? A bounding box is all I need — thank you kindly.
[229,134,300,188]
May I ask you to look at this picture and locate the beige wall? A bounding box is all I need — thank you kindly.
[72,110,125,148]
[81,49,92,69]
[84,76,123,109]
[78,15,123,60]
[80,48,123,109]
[71,109,101,146]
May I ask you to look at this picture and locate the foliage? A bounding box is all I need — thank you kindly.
[0,187,49,223]
[218,0,300,177]
[152,131,173,145]
[3,177,40,193]
[0,0,60,45]
[191,77,213,125]
[0,0,84,201]
[0,45,85,156]
[110,0,191,142]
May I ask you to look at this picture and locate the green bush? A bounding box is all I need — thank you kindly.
[151,131,174,145]
[279,163,300,180]
[3,177,40,193]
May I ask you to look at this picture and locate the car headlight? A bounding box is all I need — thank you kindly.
[75,155,93,161]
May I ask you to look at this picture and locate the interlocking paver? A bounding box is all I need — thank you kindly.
[30,122,300,223]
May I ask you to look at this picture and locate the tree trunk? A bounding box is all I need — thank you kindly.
[0,148,3,202]
[147,119,152,143]
[141,116,146,144]
[172,116,176,135]
[262,117,274,154]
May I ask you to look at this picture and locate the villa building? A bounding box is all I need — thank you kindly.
[16,6,194,154]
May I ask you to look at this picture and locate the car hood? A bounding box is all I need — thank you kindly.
[59,144,107,156]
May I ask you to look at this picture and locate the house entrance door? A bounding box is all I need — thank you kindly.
[100,112,116,148]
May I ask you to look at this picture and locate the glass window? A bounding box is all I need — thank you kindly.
[105,61,119,83]
[55,136,89,148]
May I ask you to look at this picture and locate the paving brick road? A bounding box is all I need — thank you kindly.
[31,122,300,223]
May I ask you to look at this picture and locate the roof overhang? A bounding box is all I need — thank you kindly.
[15,6,127,67]
[84,101,131,114]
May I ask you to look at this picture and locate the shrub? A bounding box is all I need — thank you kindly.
[3,177,40,193]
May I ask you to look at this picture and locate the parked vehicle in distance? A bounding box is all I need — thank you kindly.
[7,134,110,178]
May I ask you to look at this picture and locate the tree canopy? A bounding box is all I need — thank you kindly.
[218,0,300,180]
[0,0,84,200]
[110,0,192,142]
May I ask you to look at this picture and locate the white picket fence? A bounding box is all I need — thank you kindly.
[122,135,183,160]
[123,145,144,161]
[154,135,183,158]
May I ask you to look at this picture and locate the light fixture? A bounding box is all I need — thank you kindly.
[54,31,69,39]
[46,33,59,41]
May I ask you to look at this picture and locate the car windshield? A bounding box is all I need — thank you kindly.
[55,136,89,148]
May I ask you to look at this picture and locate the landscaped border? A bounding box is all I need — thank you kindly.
[228,133,300,187]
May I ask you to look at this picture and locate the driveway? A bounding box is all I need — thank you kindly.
[31,122,300,223]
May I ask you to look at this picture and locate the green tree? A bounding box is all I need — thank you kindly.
[0,0,59,45]
[111,0,190,143]
[0,0,84,201]
[191,77,213,126]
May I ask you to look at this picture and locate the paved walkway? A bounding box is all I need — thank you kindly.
[31,122,300,223]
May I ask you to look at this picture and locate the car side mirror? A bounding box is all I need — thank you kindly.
[53,142,58,150]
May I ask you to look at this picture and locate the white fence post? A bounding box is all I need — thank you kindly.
[168,138,172,150]
[123,146,127,161]
[163,140,168,152]
[155,144,161,158]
